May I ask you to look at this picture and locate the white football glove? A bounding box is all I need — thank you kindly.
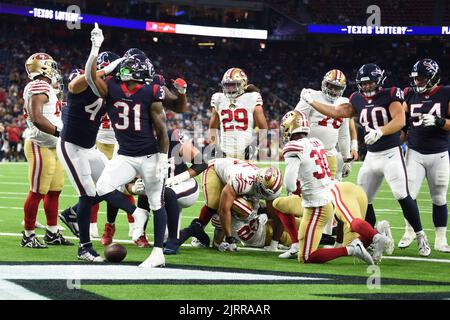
[156,153,169,183]
[218,237,239,252]
[90,22,104,49]
[131,178,146,195]
[300,88,314,105]
[420,114,446,128]
[342,162,352,178]
[364,128,383,145]
[258,213,268,226]
[103,57,126,75]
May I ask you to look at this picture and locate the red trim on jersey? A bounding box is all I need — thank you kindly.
[390,87,396,98]
[421,84,442,97]
[120,82,144,96]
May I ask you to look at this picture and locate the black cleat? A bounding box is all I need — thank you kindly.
[78,242,105,262]
[59,207,79,238]
[44,230,74,246]
[21,232,48,249]
[163,240,180,255]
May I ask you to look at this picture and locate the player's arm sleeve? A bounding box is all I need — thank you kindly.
[338,118,351,159]
[284,157,301,193]
[85,49,107,98]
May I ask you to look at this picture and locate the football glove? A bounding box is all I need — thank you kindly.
[90,23,104,49]
[421,114,446,128]
[165,171,190,188]
[131,178,146,195]
[300,88,314,105]
[171,78,187,94]
[218,236,239,252]
[364,128,383,145]
[258,213,268,226]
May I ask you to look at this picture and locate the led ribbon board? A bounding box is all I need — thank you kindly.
[308,25,450,35]
[0,2,267,39]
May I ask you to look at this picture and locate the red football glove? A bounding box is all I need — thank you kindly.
[171,78,187,94]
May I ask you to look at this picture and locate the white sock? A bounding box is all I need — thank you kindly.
[24,230,35,237]
[47,225,59,233]
[291,242,299,250]
[269,240,279,247]
[346,245,354,256]
[416,230,425,237]
[435,227,447,244]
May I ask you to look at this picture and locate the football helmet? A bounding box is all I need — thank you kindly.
[124,48,146,59]
[321,69,346,101]
[409,59,441,93]
[97,51,120,70]
[25,52,62,93]
[356,63,385,97]
[255,167,282,199]
[221,67,248,98]
[118,54,155,82]
[280,110,310,141]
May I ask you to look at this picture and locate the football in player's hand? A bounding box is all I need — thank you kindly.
[104,243,127,263]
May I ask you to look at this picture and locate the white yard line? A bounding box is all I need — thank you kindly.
[0,279,49,300]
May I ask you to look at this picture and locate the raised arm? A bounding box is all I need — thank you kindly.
[85,23,107,98]
[301,89,355,118]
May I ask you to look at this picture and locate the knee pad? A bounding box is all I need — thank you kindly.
[432,195,447,207]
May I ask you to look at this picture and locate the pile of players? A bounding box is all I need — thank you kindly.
[19,22,449,268]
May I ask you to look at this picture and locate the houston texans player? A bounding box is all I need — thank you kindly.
[402,59,450,252]
[301,63,431,257]
[86,23,169,268]
[57,51,152,262]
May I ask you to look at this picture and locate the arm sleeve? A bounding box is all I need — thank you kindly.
[28,80,52,97]
[284,157,301,193]
[254,92,263,107]
[338,118,351,159]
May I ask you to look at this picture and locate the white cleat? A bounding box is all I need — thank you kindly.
[376,220,394,255]
[132,208,149,241]
[139,247,165,268]
[434,243,450,253]
[191,237,206,248]
[398,230,416,249]
[90,223,99,238]
[417,232,431,257]
[348,238,374,265]
[278,243,299,259]
[371,234,388,264]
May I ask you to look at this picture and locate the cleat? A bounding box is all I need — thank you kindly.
[348,238,374,265]
[264,243,279,252]
[278,242,299,259]
[163,241,180,255]
[59,207,79,238]
[21,232,48,249]
[134,234,150,248]
[190,219,210,247]
[434,243,450,253]
[101,223,115,246]
[376,220,394,255]
[398,228,416,249]
[78,242,105,262]
[371,233,388,264]
[417,232,431,257]
[90,223,99,238]
[131,208,149,241]
[191,237,205,248]
[43,230,74,246]
[139,247,165,268]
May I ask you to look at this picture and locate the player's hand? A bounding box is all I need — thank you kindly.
[90,22,104,48]
[342,162,352,178]
[218,236,239,252]
[421,114,446,128]
[364,128,383,145]
[103,57,126,75]
[301,88,314,105]
[258,213,268,226]
[172,78,187,94]
[131,178,146,195]
[350,139,359,161]
[156,153,169,183]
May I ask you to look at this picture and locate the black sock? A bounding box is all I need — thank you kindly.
[102,190,136,214]
[365,203,376,227]
[77,195,94,244]
[106,203,119,224]
[398,195,423,232]
[165,188,180,240]
[153,207,167,248]
[432,204,448,228]
[178,226,195,245]
[137,195,150,211]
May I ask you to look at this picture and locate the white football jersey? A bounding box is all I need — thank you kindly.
[211,91,262,156]
[23,80,62,148]
[232,216,266,247]
[283,138,333,207]
[295,89,350,158]
[96,114,117,145]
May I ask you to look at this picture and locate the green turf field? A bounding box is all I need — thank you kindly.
[1,161,450,300]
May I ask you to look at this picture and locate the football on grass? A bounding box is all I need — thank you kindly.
[104,243,127,263]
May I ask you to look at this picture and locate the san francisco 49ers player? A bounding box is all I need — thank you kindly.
[301,63,431,257]
[401,59,450,252]
[21,52,72,248]
[280,110,392,264]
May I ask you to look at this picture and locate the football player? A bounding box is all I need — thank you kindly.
[301,63,431,257]
[401,59,450,252]
[86,23,169,268]
[21,52,72,248]
[280,110,389,264]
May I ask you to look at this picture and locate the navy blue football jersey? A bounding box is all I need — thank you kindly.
[105,78,165,156]
[350,87,404,152]
[404,85,450,154]
[61,88,106,148]
[168,129,189,178]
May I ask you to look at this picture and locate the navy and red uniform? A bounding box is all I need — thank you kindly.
[350,87,404,152]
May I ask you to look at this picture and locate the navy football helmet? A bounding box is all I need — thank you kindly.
[68,68,84,82]
[118,54,155,83]
[356,63,386,97]
[97,51,120,70]
[123,48,146,59]
[410,59,441,93]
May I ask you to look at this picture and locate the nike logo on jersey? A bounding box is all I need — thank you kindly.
[441,155,445,159]
[387,155,394,159]
[147,155,154,158]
